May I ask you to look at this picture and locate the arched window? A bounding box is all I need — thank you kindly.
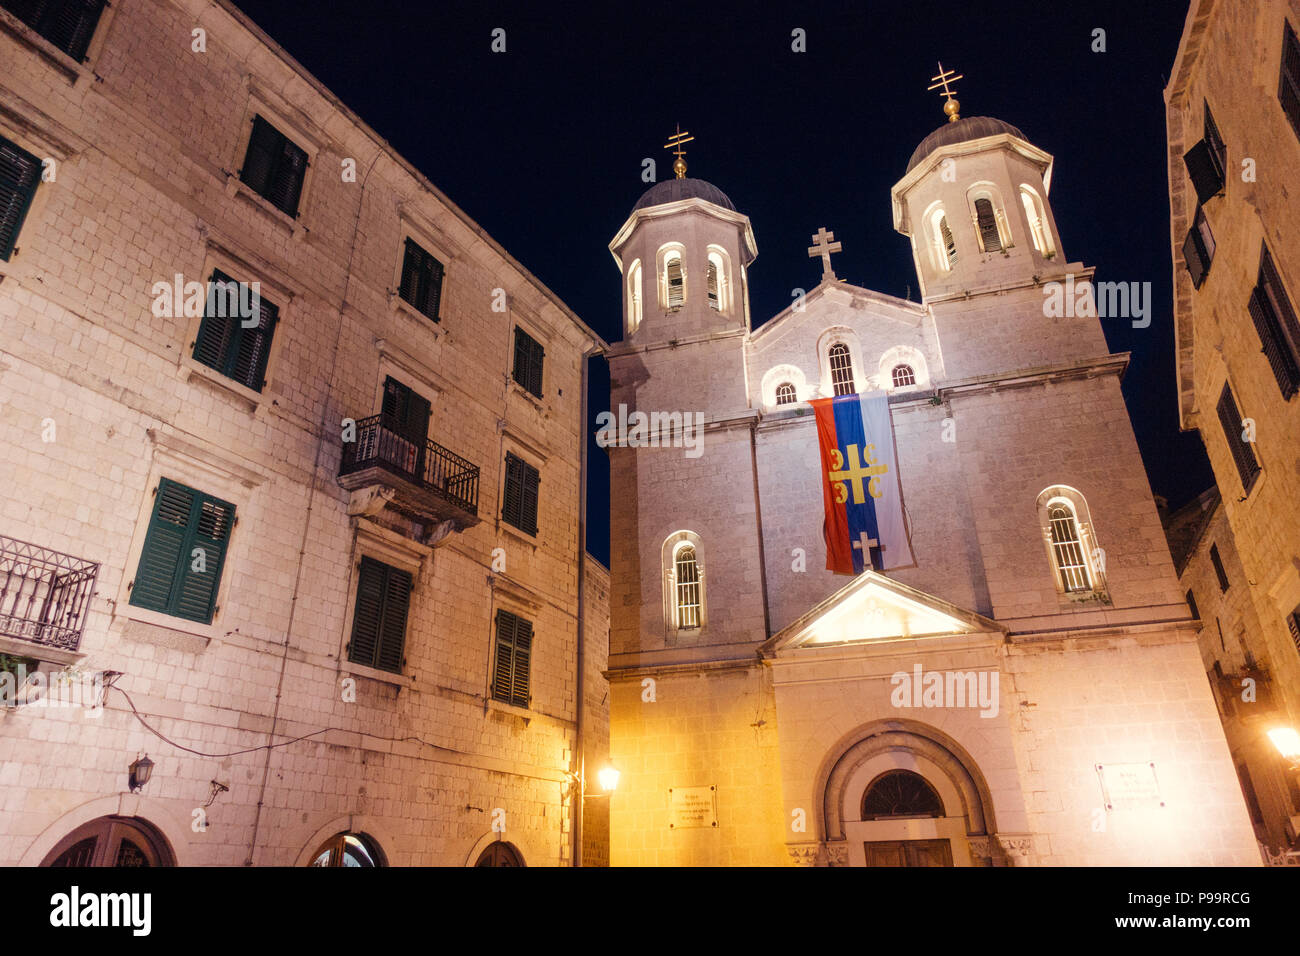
[675,544,701,629]
[861,770,945,820]
[310,832,385,867]
[973,197,1002,253]
[664,251,684,310]
[475,841,524,866]
[829,343,856,395]
[891,364,915,388]
[706,259,720,310]
[42,816,176,867]
[1020,186,1055,257]
[626,259,643,333]
[1048,504,1091,592]
[775,382,797,405]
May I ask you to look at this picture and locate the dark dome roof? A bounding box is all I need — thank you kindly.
[632,177,736,213]
[906,116,1028,173]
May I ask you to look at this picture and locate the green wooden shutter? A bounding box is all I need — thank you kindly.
[1248,287,1300,398]
[510,616,532,707]
[240,116,280,198]
[193,270,238,374]
[399,239,444,320]
[493,610,516,702]
[129,480,194,612]
[349,557,385,668]
[1216,384,1260,493]
[130,479,233,623]
[4,0,105,61]
[229,289,279,391]
[512,329,544,397]
[376,565,411,673]
[195,270,278,392]
[502,453,525,528]
[0,135,41,262]
[1280,21,1300,140]
[520,460,540,535]
[528,335,544,396]
[240,116,306,217]
[173,496,234,623]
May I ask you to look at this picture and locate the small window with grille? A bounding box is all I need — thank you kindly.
[829,344,855,396]
[891,364,916,388]
[775,382,797,405]
[674,545,701,629]
[1048,504,1091,593]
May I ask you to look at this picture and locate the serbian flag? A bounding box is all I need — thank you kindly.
[812,392,915,574]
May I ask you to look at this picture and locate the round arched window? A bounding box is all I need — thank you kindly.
[475,841,525,866]
[42,816,175,867]
[861,770,944,820]
[891,364,916,388]
[775,382,797,405]
[310,832,384,867]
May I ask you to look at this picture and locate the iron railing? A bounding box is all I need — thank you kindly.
[339,415,479,516]
[0,534,99,652]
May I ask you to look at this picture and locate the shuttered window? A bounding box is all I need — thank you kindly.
[1209,543,1230,592]
[1216,383,1260,494]
[399,238,444,321]
[0,135,41,262]
[973,198,1002,253]
[239,115,308,217]
[2,0,105,61]
[1183,102,1227,205]
[192,269,279,392]
[1249,243,1300,398]
[1185,589,1200,620]
[501,452,540,536]
[492,609,532,707]
[129,478,234,624]
[1182,207,1215,289]
[1280,20,1300,142]
[512,327,544,397]
[348,556,411,674]
[1286,607,1300,659]
[380,376,430,478]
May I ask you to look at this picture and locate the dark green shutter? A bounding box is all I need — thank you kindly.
[1280,21,1300,141]
[0,135,41,262]
[1216,384,1260,494]
[512,329,544,397]
[502,453,524,529]
[193,270,278,392]
[3,0,105,60]
[1183,139,1225,205]
[229,288,279,391]
[493,610,532,707]
[240,116,306,217]
[348,557,410,673]
[129,478,233,623]
[1248,287,1300,398]
[520,460,540,535]
[400,239,444,321]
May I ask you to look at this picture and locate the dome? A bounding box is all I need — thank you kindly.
[632,177,736,214]
[905,116,1028,173]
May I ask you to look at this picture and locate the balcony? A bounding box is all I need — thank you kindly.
[338,414,480,534]
[0,534,99,653]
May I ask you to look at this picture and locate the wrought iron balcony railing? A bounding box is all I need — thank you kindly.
[0,534,100,652]
[339,415,479,517]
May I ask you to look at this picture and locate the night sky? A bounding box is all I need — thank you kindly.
[231,0,1213,566]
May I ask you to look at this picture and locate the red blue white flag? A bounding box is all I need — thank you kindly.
[812,392,915,575]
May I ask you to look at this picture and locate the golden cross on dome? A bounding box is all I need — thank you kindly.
[664,124,694,179]
[927,62,964,123]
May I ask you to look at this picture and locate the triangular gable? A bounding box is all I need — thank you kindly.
[750,279,925,345]
[760,571,1004,655]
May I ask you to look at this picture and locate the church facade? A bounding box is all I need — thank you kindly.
[603,106,1262,865]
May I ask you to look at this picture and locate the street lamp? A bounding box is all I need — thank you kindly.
[128,754,154,793]
[596,765,621,794]
[1268,727,1300,770]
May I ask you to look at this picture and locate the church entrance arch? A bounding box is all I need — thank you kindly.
[818,720,996,867]
[40,815,175,867]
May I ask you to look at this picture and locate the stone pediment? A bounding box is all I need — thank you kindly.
[760,571,1004,656]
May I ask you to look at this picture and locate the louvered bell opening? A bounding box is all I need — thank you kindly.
[706,261,719,310]
[974,199,1002,253]
[940,217,957,266]
[666,258,684,309]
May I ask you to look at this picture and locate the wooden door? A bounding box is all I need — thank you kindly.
[864,839,953,867]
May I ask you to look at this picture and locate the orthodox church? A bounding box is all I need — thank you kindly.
[602,82,1262,866]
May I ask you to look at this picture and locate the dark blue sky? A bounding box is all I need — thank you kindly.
[232,0,1211,566]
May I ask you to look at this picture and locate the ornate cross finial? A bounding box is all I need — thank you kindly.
[808,227,842,281]
[927,62,964,123]
[664,124,694,179]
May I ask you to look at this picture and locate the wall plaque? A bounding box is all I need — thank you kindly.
[1096,762,1165,810]
[668,785,717,829]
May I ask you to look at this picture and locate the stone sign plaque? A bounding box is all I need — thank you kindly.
[1096,762,1165,811]
[668,785,717,829]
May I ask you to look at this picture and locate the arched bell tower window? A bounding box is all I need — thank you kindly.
[973,198,1002,252]
[1048,504,1090,593]
[674,544,701,629]
[829,343,856,395]
[891,364,915,388]
[928,206,957,272]
[861,770,945,820]
[663,250,685,310]
[662,530,706,632]
[706,259,720,310]
[775,382,797,405]
[626,258,643,334]
[1020,185,1055,257]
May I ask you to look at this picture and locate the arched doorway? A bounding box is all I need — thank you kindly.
[475,841,524,866]
[818,721,997,867]
[41,816,175,867]
[309,832,385,867]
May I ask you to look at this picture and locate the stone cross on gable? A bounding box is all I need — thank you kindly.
[808,227,842,281]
